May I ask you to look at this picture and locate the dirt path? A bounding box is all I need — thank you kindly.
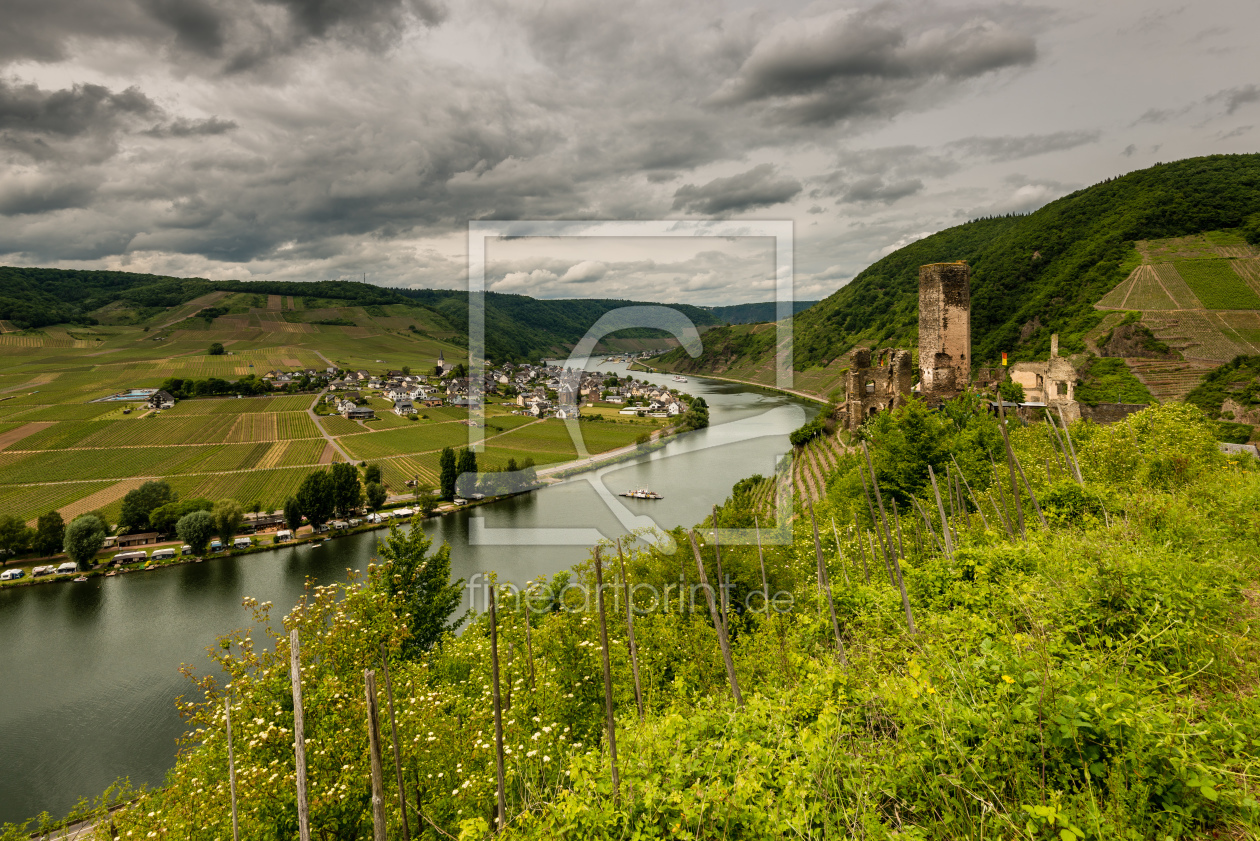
[0,372,59,393]
[39,478,149,527]
[0,421,54,451]
[318,441,337,464]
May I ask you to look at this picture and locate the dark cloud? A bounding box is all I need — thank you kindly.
[672,164,802,216]
[0,79,158,138]
[0,0,444,72]
[838,176,924,204]
[948,130,1100,162]
[0,174,100,216]
[143,116,238,137]
[1210,84,1260,115]
[711,5,1038,125]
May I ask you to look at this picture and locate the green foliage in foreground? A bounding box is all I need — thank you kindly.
[36,403,1260,840]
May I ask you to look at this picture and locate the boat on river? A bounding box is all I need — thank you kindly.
[673,376,687,383]
[620,488,663,500]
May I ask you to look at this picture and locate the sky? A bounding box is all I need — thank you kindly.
[0,0,1256,305]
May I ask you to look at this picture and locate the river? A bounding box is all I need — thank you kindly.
[0,361,815,826]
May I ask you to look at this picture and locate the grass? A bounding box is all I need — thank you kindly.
[1175,259,1260,309]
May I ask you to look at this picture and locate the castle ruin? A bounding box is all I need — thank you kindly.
[839,262,973,430]
[917,262,971,398]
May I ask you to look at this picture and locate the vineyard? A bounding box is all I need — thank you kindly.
[1175,259,1260,310]
[0,481,115,524]
[339,422,475,460]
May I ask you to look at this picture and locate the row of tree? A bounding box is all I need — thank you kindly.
[0,511,67,559]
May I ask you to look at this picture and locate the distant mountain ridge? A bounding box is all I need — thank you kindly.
[702,301,819,325]
[656,154,1260,390]
[0,267,723,362]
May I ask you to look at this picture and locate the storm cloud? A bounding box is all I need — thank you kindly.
[0,0,1255,305]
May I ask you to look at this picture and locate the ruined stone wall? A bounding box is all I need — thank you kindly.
[1079,403,1149,424]
[841,348,914,431]
[918,262,971,396]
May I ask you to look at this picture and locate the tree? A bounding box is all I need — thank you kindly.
[998,379,1026,403]
[33,510,65,557]
[149,499,213,534]
[330,462,363,517]
[297,470,335,530]
[373,516,466,657]
[283,496,303,532]
[64,515,107,571]
[208,342,225,356]
[119,480,177,533]
[177,510,216,556]
[438,447,458,499]
[365,482,387,514]
[401,365,411,376]
[0,515,32,558]
[363,463,383,486]
[455,448,477,495]
[211,499,244,548]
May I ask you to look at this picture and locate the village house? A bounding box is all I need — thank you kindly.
[147,390,176,410]
[394,397,417,416]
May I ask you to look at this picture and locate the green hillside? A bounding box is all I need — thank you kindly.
[658,154,1260,381]
[0,268,722,363]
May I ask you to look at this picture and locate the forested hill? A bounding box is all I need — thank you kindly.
[0,267,722,362]
[658,154,1260,375]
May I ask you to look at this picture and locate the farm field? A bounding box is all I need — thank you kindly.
[0,310,676,529]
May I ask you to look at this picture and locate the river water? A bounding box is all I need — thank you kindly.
[0,362,814,825]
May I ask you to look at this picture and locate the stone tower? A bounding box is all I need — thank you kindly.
[918,262,971,395]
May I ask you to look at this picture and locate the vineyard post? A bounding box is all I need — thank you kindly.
[489,586,507,831]
[379,644,410,841]
[593,548,622,803]
[364,670,387,841]
[615,539,644,722]
[688,531,743,707]
[225,695,239,841]
[290,630,311,841]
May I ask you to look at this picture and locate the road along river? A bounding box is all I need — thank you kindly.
[0,361,816,825]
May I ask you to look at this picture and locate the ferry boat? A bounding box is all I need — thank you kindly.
[620,488,663,500]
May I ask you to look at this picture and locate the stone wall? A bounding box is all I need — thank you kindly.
[840,347,914,431]
[1079,403,1149,424]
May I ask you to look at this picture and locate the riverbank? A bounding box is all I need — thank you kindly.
[630,364,830,405]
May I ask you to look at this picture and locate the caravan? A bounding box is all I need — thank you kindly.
[151,548,177,561]
[113,551,148,564]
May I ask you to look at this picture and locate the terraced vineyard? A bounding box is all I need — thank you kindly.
[1095,232,1260,397]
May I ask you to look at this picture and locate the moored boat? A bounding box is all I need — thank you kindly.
[619,488,663,500]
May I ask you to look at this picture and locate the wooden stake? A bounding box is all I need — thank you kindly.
[927,465,954,559]
[891,498,906,560]
[830,516,851,585]
[615,539,644,722]
[365,670,388,841]
[225,695,239,841]
[380,644,411,841]
[989,488,1015,538]
[522,592,536,693]
[858,464,893,582]
[754,516,770,603]
[289,630,311,841]
[861,442,898,560]
[1056,407,1084,484]
[593,549,621,803]
[950,453,990,532]
[809,504,848,666]
[910,495,945,555]
[489,586,507,831]
[890,551,917,635]
[1009,444,1049,529]
[711,506,729,618]
[852,511,871,585]
[688,531,743,706]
